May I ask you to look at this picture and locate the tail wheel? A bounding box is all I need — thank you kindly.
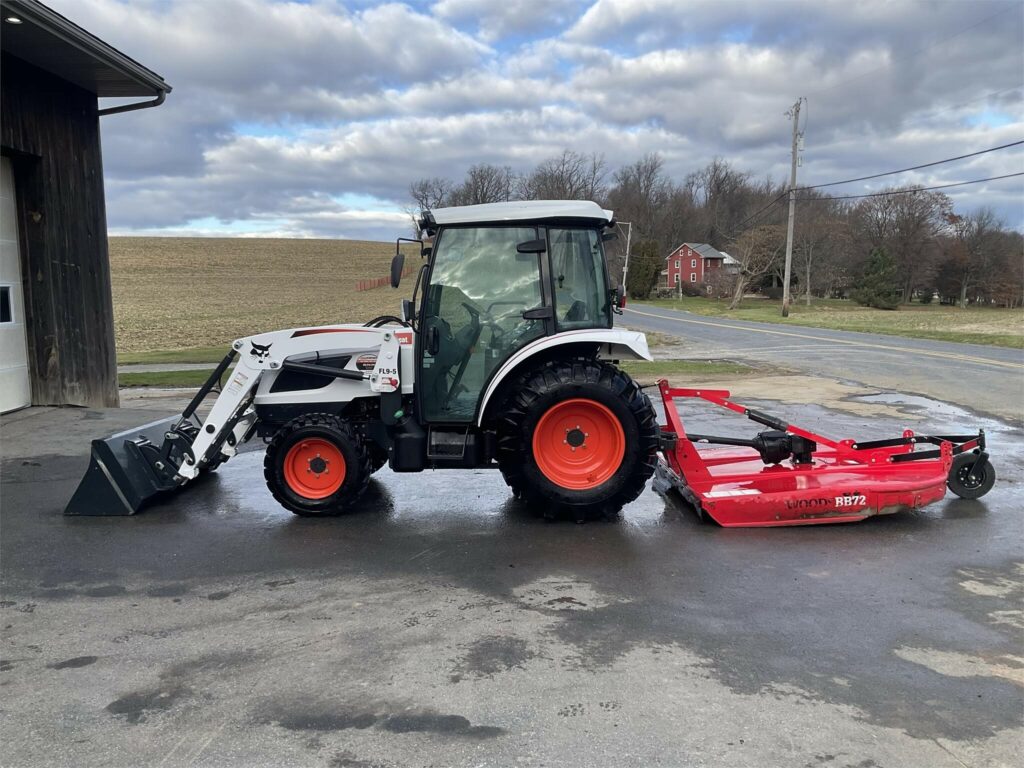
[947,453,995,500]
[495,359,658,519]
[264,414,370,516]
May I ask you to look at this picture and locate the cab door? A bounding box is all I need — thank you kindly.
[419,226,548,422]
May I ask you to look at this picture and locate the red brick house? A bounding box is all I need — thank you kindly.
[663,243,733,288]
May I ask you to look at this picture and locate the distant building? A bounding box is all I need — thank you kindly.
[718,251,740,272]
[0,0,170,410]
[662,243,731,288]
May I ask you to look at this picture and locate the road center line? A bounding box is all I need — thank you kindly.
[624,307,1024,371]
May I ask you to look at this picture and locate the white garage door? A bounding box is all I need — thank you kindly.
[0,157,30,413]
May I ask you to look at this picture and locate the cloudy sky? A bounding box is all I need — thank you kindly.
[49,0,1024,240]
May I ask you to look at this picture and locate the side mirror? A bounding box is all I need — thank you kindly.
[390,252,405,288]
[401,298,413,324]
[602,231,618,242]
[516,238,547,254]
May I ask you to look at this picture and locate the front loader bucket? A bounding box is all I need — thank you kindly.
[65,351,239,516]
[64,415,193,516]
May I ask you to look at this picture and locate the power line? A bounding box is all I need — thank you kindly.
[796,172,1024,201]
[800,140,1024,190]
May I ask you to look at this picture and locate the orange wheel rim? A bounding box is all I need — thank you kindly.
[532,398,626,490]
[283,438,346,499]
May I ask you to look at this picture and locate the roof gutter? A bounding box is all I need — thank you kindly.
[98,90,166,117]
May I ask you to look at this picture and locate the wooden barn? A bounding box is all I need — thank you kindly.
[0,0,170,411]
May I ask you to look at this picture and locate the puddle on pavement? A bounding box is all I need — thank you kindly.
[852,393,1019,437]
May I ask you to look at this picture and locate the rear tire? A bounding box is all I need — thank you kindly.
[264,413,370,516]
[495,359,658,519]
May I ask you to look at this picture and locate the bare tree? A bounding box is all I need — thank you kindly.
[408,177,453,211]
[406,177,453,234]
[794,197,849,304]
[687,158,760,248]
[985,230,1024,308]
[940,208,1001,308]
[520,150,607,201]
[728,224,785,309]
[851,187,952,302]
[448,164,517,206]
[607,153,673,246]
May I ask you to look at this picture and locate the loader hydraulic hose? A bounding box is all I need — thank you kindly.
[181,350,238,421]
[280,359,366,382]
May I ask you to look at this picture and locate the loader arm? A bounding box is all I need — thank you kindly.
[180,328,407,479]
[175,348,263,480]
[65,326,407,516]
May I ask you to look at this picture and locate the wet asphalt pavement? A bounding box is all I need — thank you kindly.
[1,392,1022,768]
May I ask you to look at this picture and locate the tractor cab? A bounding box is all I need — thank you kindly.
[396,201,621,423]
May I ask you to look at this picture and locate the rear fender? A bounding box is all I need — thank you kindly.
[475,329,651,427]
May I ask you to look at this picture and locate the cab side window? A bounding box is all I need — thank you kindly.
[549,228,609,330]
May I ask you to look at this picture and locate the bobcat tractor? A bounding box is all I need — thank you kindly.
[66,200,994,525]
[68,201,661,520]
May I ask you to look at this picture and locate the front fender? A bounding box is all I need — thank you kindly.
[476,329,651,426]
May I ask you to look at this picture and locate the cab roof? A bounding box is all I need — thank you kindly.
[424,200,614,227]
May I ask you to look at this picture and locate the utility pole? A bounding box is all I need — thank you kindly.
[619,221,633,292]
[781,97,803,318]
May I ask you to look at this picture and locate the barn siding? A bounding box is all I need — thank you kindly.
[0,53,118,407]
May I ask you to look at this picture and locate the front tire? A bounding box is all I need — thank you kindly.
[495,359,659,519]
[264,414,371,516]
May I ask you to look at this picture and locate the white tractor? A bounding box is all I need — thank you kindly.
[67,201,659,520]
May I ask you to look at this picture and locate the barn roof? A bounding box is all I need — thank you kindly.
[1,0,170,97]
[668,242,727,261]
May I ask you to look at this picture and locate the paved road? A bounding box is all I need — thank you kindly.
[2,400,1022,767]
[623,305,1024,422]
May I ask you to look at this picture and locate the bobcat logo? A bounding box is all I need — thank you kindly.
[249,341,273,361]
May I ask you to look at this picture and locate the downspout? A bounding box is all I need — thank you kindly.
[98,90,166,117]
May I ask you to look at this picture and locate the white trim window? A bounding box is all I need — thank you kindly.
[690,273,697,283]
[674,273,680,284]
[675,259,679,268]
[691,258,696,268]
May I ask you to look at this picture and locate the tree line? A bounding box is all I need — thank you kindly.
[409,151,1024,309]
